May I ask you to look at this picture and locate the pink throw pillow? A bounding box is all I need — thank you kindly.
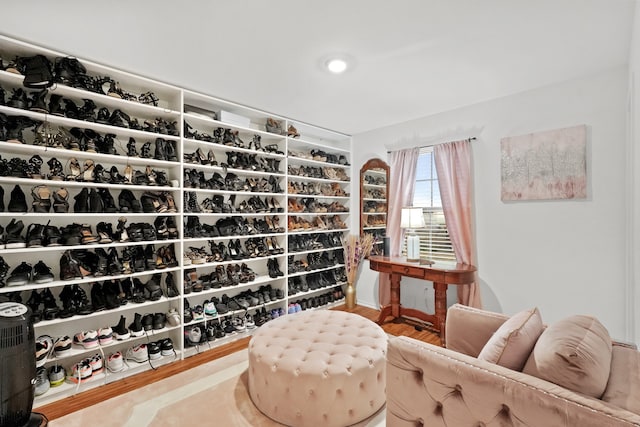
[478,307,544,371]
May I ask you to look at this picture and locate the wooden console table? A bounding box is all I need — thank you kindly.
[369,256,476,342]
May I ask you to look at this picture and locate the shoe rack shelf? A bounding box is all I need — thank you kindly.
[0,34,351,406]
[35,348,182,407]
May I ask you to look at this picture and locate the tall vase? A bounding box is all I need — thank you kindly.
[345,282,356,309]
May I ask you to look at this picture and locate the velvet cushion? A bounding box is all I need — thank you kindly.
[523,315,612,398]
[478,307,544,371]
[602,344,640,413]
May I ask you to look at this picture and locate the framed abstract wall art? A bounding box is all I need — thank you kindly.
[501,124,587,201]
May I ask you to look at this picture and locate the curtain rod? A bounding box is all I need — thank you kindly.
[387,137,477,153]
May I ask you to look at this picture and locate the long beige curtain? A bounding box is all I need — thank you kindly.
[378,147,420,306]
[434,140,482,308]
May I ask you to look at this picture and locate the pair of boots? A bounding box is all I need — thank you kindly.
[73,187,117,213]
[58,284,92,318]
[25,287,59,322]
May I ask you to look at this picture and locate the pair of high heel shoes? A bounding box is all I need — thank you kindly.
[66,158,95,182]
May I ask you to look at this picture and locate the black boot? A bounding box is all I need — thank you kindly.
[166,273,179,297]
[28,89,49,113]
[94,248,109,276]
[40,287,60,320]
[78,98,97,121]
[72,284,93,315]
[5,218,25,248]
[88,188,103,213]
[48,94,64,115]
[6,116,35,144]
[26,223,46,247]
[57,285,76,318]
[7,88,28,109]
[91,282,106,312]
[59,250,82,280]
[141,141,152,158]
[44,223,62,246]
[101,133,117,155]
[126,137,138,157]
[8,185,27,213]
[26,290,42,323]
[144,273,163,301]
[74,187,89,213]
[154,138,166,160]
[112,315,130,340]
[0,256,8,287]
[103,279,123,309]
[108,247,124,276]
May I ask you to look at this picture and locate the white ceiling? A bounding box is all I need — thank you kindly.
[1,0,636,135]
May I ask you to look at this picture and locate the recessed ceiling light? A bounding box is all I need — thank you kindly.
[326,58,348,74]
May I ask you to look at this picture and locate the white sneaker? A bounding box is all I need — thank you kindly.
[48,365,66,387]
[73,330,99,349]
[125,344,148,363]
[98,327,113,345]
[107,351,125,373]
[68,360,92,384]
[35,335,53,368]
[166,308,181,326]
[34,367,50,396]
[89,354,104,374]
[53,336,72,357]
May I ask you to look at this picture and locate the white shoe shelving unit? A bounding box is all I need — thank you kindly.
[0,35,352,406]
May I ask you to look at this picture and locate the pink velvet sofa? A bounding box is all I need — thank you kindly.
[386,303,640,426]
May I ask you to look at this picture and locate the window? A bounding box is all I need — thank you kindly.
[410,147,456,262]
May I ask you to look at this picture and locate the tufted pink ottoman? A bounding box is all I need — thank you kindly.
[248,310,387,426]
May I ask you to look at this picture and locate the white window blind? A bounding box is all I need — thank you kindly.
[407,147,456,262]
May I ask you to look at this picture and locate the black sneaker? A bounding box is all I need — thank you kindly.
[160,338,175,356]
[6,261,32,286]
[33,261,54,284]
[148,341,161,360]
[152,312,166,330]
[141,313,153,331]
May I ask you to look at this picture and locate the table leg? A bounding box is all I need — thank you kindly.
[390,273,401,318]
[434,282,448,345]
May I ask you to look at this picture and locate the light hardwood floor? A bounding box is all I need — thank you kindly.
[37,304,442,420]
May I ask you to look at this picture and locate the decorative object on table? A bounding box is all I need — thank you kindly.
[341,233,375,308]
[401,207,425,262]
[501,124,587,201]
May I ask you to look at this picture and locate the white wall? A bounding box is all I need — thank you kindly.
[353,66,630,340]
[630,1,640,344]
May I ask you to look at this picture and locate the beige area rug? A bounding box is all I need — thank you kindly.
[49,349,386,427]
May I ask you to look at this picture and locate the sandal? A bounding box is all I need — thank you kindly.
[138,91,159,106]
[67,158,81,181]
[287,125,300,138]
[52,188,69,213]
[265,118,285,135]
[31,185,51,213]
[264,144,284,155]
[83,160,95,181]
[123,165,133,184]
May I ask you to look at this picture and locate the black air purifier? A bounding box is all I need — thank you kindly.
[0,302,46,427]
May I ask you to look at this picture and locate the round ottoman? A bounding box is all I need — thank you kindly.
[248,310,387,427]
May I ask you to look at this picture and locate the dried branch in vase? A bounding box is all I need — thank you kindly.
[341,233,375,285]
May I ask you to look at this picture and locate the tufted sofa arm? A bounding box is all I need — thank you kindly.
[386,335,640,427]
